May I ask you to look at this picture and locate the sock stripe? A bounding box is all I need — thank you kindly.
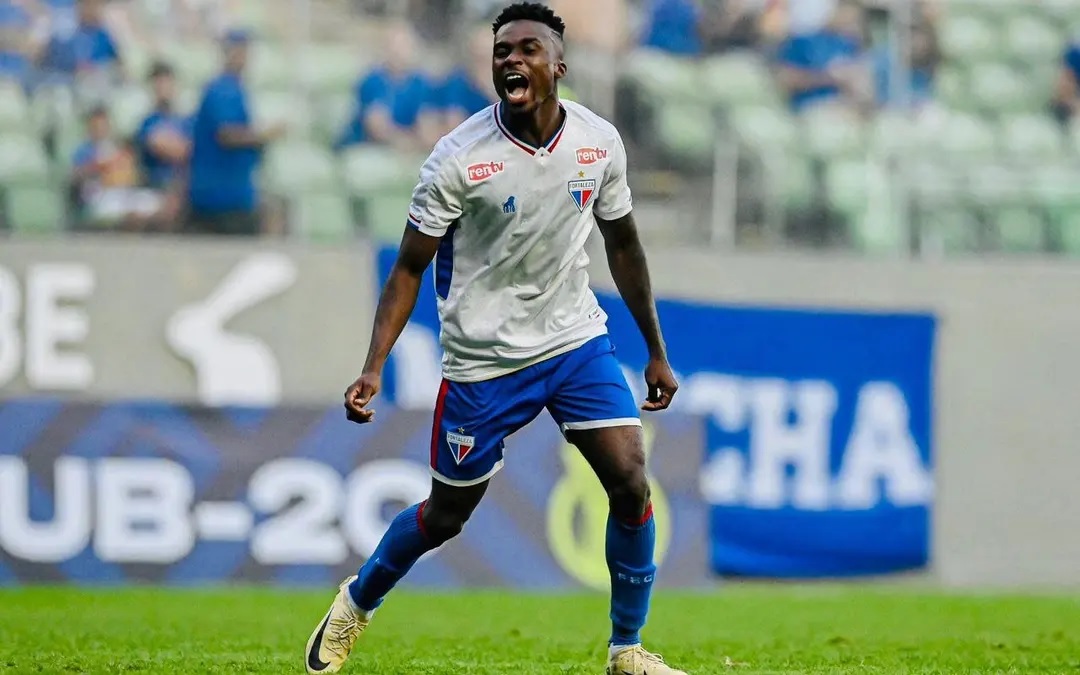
[415,499,429,540]
[621,501,654,527]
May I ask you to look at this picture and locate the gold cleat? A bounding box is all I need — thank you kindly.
[606,644,689,675]
[305,576,370,674]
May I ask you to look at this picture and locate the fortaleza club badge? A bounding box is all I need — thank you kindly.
[447,428,476,464]
[568,178,596,213]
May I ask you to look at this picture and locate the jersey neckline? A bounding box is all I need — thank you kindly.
[493,102,567,156]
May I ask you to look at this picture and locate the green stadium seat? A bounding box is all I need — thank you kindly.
[700,53,778,107]
[622,49,698,101]
[0,134,50,185]
[264,141,338,195]
[314,93,355,145]
[340,145,420,196]
[766,153,814,210]
[940,15,999,61]
[1004,14,1064,65]
[0,82,29,132]
[252,90,313,138]
[4,185,65,234]
[967,63,1033,114]
[1000,114,1065,161]
[852,206,905,255]
[1058,210,1080,255]
[802,106,866,158]
[730,106,797,153]
[299,45,367,94]
[939,113,997,159]
[965,164,1025,207]
[1029,163,1080,220]
[935,65,971,111]
[250,45,296,90]
[293,192,354,243]
[993,207,1046,252]
[109,87,152,138]
[163,41,219,89]
[919,206,982,255]
[655,103,715,164]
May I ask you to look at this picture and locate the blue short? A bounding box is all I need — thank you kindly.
[429,334,641,486]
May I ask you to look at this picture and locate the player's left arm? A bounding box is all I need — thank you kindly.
[594,135,678,411]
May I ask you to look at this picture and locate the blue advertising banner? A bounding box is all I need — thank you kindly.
[376,245,936,578]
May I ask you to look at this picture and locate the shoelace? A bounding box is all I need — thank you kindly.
[324,615,363,658]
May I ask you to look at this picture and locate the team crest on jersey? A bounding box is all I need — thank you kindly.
[576,147,608,165]
[467,161,505,183]
[447,428,476,464]
[568,178,597,212]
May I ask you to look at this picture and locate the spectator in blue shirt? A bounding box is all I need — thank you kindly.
[436,25,498,133]
[336,20,440,152]
[0,0,35,87]
[640,0,701,57]
[777,0,870,113]
[187,29,284,236]
[1053,38,1080,127]
[135,61,190,226]
[874,23,939,111]
[40,0,120,80]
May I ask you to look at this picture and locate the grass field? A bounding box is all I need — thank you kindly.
[1,586,1078,674]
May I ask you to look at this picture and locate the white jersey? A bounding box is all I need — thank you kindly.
[406,100,634,382]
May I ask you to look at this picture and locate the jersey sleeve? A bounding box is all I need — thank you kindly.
[594,134,633,221]
[406,143,464,238]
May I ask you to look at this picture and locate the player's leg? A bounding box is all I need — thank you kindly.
[547,336,686,675]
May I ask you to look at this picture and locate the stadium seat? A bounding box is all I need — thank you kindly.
[1000,114,1066,161]
[919,206,982,255]
[293,191,354,243]
[993,207,1046,252]
[967,63,1033,114]
[622,49,698,101]
[364,191,415,243]
[654,103,715,164]
[163,41,219,89]
[940,15,999,62]
[802,106,866,158]
[250,44,296,91]
[852,206,905,256]
[1004,14,1065,66]
[264,141,338,195]
[965,164,1025,208]
[1058,210,1080,255]
[0,134,50,185]
[253,90,314,138]
[934,65,970,111]
[4,184,65,234]
[0,82,30,132]
[730,106,797,154]
[314,93,355,145]
[939,113,998,159]
[765,153,814,210]
[1028,163,1080,220]
[700,53,778,107]
[299,45,368,94]
[340,145,420,196]
[109,87,153,138]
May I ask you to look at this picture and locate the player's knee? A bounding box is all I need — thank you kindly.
[606,458,651,521]
[420,503,469,545]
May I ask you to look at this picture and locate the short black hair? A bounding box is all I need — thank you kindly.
[147,60,174,80]
[492,2,565,39]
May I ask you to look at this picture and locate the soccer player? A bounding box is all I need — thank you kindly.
[305,4,685,674]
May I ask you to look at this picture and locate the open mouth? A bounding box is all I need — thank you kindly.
[503,72,530,106]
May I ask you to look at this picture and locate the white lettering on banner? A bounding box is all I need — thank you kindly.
[0,266,21,387]
[393,325,443,410]
[249,459,347,565]
[0,457,442,565]
[342,460,430,558]
[26,264,95,390]
[834,382,934,509]
[95,459,196,563]
[166,253,298,407]
[694,375,933,510]
[0,457,91,562]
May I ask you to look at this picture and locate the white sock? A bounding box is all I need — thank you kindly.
[609,643,640,659]
[344,590,376,619]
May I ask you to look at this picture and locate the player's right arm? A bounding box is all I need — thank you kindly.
[344,141,465,424]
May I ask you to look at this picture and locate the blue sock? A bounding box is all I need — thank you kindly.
[348,501,435,612]
[606,502,656,647]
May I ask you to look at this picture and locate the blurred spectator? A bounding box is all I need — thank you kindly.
[71,105,161,228]
[135,61,190,225]
[436,25,498,133]
[639,0,701,56]
[336,20,440,151]
[39,0,122,82]
[699,0,787,54]
[549,0,628,54]
[187,29,283,236]
[786,0,836,35]
[0,0,36,86]
[776,0,870,113]
[1053,37,1080,127]
[874,21,939,112]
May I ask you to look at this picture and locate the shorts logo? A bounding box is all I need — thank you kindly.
[447,428,476,464]
[576,147,608,165]
[467,161,505,183]
[568,179,597,213]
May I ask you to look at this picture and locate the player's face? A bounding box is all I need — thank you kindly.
[492,20,566,113]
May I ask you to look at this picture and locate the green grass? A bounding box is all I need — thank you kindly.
[1,586,1078,674]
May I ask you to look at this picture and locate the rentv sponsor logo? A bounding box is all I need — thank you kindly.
[576,147,608,165]
[467,161,505,182]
